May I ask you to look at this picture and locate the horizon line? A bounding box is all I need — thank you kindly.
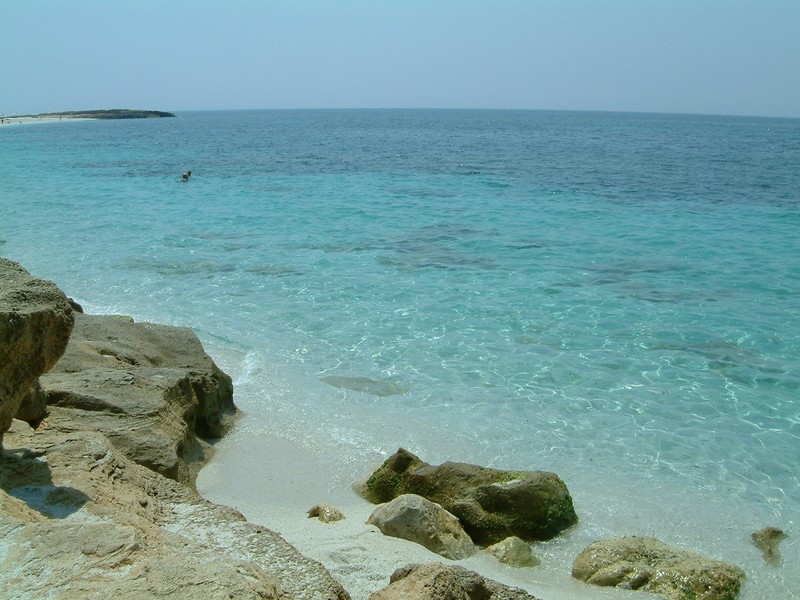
[6,106,799,122]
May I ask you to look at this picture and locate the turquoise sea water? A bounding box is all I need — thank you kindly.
[2,110,799,596]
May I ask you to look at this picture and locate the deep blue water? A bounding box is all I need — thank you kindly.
[2,110,799,596]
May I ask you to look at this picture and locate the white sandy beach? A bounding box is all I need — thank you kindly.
[197,430,659,600]
[0,115,93,126]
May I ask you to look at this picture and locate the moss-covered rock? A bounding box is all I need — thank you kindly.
[572,536,745,600]
[357,448,578,545]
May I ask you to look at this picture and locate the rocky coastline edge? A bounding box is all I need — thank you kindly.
[0,257,348,599]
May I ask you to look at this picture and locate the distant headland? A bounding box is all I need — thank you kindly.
[0,109,175,126]
[36,109,175,119]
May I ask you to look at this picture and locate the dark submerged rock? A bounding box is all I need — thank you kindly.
[751,526,787,566]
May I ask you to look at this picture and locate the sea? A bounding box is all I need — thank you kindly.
[1,110,798,597]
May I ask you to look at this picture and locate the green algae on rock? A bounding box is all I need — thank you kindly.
[358,448,578,545]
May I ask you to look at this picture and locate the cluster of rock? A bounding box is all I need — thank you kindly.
[355,449,749,600]
[1,258,348,599]
[369,563,541,600]
[357,447,579,545]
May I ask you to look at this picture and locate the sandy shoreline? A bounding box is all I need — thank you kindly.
[197,429,657,600]
[0,115,95,126]
[193,342,786,599]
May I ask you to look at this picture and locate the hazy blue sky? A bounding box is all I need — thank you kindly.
[2,1,798,117]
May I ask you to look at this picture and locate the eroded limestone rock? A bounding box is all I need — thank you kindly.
[39,312,236,485]
[0,261,351,599]
[0,258,73,448]
[358,448,578,545]
[1,419,349,599]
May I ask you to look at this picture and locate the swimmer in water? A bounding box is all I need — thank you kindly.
[181,170,192,181]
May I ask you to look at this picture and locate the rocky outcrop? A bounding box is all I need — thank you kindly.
[367,494,475,560]
[39,312,236,486]
[485,536,540,567]
[0,259,350,599]
[358,448,578,545]
[1,419,349,599]
[368,563,541,600]
[572,536,745,600]
[0,258,74,449]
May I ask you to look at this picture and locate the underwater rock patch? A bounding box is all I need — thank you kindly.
[321,376,408,397]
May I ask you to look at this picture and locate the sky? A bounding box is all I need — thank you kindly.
[2,1,799,118]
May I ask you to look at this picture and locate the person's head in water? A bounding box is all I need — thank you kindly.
[181,170,191,181]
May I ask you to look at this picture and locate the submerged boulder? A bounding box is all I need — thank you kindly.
[572,536,745,600]
[0,258,74,449]
[369,563,541,600]
[358,448,578,545]
[751,527,786,567]
[367,494,475,560]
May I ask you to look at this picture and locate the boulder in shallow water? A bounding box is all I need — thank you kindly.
[369,562,541,600]
[486,536,540,567]
[367,494,475,560]
[751,527,786,567]
[358,448,578,545]
[0,258,74,449]
[572,536,745,600]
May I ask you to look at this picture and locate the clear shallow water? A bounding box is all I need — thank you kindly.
[2,110,799,596]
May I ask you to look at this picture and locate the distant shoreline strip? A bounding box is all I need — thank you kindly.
[1,109,175,126]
